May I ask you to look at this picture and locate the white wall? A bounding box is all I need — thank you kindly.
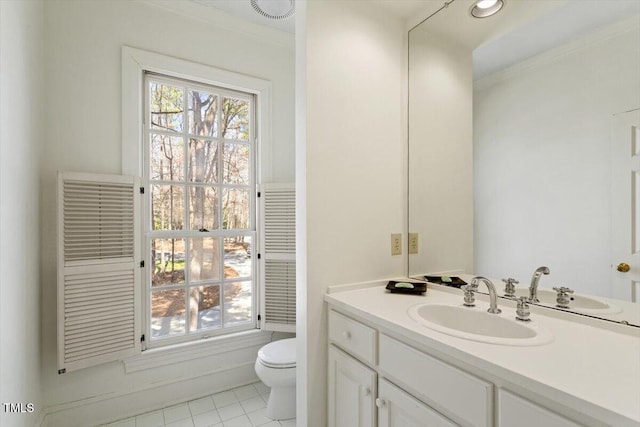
[299,1,406,425]
[0,0,44,425]
[407,27,474,277]
[40,1,294,424]
[474,19,640,297]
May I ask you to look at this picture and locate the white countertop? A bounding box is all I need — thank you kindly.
[325,280,640,426]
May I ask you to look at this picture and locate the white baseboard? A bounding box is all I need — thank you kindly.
[41,331,275,427]
[33,409,47,427]
[34,410,47,427]
[42,362,259,427]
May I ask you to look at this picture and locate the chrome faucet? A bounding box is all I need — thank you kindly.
[463,276,502,314]
[529,266,550,303]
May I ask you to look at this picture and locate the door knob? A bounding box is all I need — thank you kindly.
[617,263,630,273]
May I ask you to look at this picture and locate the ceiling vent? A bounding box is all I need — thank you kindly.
[250,0,295,20]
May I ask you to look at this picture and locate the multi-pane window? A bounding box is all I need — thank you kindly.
[144,73,255,345]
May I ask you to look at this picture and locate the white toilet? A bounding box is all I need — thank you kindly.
[254,338,296,420]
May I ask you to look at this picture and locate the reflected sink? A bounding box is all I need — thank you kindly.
[512,288,622,314]
[407,303,554,346]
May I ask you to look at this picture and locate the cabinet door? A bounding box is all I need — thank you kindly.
[499,389,580,427]
[377,379,458,427]
[328,345,376,427]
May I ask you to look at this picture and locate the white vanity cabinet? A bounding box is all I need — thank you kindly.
[328,309,463,427]
[328,309,377,365]
[328,346,376,427]
[328,309,377,427]
[326,285,639,427]
[379,334,492,427]
[377,378,457,427]
[498,389,581,427]
[327,306,598,427]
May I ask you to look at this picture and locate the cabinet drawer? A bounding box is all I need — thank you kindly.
[379,334,492,427]
[498,389,580,427]
[329,310,377,365]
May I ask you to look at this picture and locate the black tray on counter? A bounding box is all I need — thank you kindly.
[385,281,427,295]
[424,276,467,288]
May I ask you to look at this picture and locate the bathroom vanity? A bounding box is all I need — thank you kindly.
[325,282,640,427]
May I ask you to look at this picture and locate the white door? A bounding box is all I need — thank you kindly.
[377,379,457,427]
[328,345,376,427]
[611,109,640,302]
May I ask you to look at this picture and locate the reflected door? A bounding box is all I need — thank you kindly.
[611,109,640,302]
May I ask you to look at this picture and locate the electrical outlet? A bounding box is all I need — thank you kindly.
[408,233,419,254]
[391,233,402,256]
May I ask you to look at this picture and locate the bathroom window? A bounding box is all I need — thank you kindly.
[144,73,256,346]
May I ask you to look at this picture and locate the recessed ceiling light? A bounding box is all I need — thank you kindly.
[250,0,295,20]
[470,0,504,18]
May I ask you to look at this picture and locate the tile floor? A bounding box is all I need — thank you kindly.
[99,382,296,427]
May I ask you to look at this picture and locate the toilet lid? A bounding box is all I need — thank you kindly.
[258,338,296,368]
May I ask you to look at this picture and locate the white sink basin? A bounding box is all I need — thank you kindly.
[512,288,622,314]
[407,303,553,346]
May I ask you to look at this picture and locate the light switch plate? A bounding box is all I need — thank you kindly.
[391,233,402,256]
[409,233,419,254]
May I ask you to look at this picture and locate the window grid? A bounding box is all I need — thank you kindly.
[144,73,256,346]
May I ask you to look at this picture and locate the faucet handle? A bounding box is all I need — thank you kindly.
[461,284,477,307]
[515,296,531,321]
[553,286,574,309]
[501,277,519,298]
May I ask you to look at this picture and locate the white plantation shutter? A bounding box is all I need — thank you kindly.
[259,184,296,332]
[57,172,141,373]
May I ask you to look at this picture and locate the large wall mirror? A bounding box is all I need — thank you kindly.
[408,0,640,326]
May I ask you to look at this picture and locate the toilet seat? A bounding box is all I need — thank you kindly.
[257,338,296,369]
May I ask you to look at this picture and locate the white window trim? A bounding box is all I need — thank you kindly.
[123,329,272,373]
[122,46,272,178]
[121,46,273,355]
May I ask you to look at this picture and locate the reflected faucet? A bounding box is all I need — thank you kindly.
[529,266,550,303]
[469,276,502,314]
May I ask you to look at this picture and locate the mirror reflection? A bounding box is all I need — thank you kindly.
[408,0,640,325]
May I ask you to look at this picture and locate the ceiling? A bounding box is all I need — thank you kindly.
[193,0,296,33]
[473,0,640,79]
[191,0,640,79]
[191,0,447,33]
[410,0,640,79]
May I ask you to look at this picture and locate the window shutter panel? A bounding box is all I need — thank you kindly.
[259,184,296,332]
[57,172,141,373]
